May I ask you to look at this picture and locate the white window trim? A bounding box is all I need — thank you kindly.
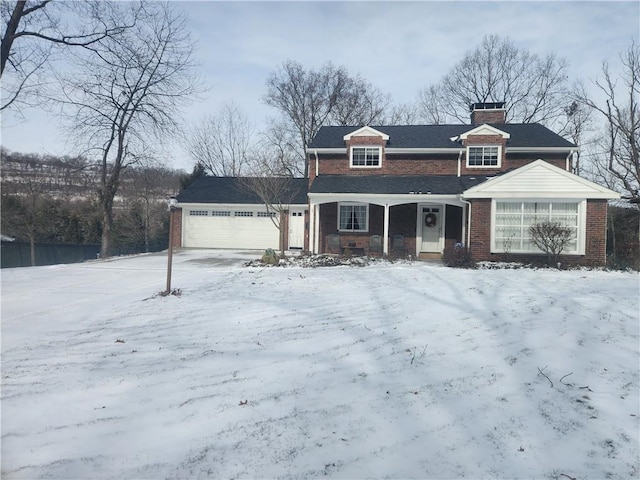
[490,199,586,255]
[350,146,382,168]
[466,145,502,168]
[338,202,369,232]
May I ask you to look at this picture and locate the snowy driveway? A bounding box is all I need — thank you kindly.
[1,250,638,479]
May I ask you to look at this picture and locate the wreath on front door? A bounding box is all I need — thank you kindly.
[425,213,437,228]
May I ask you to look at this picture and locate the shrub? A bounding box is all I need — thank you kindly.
[442,244,476,269]
[261,248,279,265]
[529,221,573,267]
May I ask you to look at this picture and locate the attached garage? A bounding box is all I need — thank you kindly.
[176,177,309,251]
[182,205,279,249]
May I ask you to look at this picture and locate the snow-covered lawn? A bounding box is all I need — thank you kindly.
[2,250,638,479]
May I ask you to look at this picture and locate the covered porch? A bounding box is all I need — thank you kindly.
[308,193,469,257]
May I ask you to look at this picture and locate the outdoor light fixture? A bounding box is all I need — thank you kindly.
[165,196,178,294]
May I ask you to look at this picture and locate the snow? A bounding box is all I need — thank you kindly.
[2,250,638,479]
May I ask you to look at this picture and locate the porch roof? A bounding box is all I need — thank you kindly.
[309,175,489,195]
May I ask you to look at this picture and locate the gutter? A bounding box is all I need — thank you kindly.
[457,149,464,177]
[460,198,472,248]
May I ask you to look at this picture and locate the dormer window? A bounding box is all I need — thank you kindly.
[350,146,381,168]
[467,145,501,168]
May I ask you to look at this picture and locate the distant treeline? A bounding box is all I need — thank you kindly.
[1,148,185,264]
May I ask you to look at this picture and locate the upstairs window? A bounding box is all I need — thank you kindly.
[467,145,500,167]
[350,146,381,168]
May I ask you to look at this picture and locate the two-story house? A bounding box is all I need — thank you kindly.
[306,103,619,265]
[174,102,618,266]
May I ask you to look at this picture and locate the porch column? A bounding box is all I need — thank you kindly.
[313,203,320,254]
[383,203,390,255]
[308,202,315,254]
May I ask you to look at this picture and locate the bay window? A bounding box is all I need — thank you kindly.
[493,201,582,254]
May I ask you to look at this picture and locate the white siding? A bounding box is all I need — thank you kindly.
[464,160,620,199]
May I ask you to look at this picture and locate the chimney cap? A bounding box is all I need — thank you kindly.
[470,102,505,111]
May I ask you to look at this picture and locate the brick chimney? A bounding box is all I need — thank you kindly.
[470,102,506,124]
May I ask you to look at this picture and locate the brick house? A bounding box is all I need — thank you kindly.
[306,102,619,265]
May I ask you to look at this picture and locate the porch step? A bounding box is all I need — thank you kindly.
[418,252,442,261]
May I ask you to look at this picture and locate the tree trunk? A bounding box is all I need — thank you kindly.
[0,1,26,78]
[100,202,113,258]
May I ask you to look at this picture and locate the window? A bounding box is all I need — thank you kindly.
[338,203,368,232]
[493,201,581,253]
[211,210,230,217]
[467,146,500,167]
[257,211,276,217]
[189,210,208,216]
[234,211,253,217]
[350,146,381,167]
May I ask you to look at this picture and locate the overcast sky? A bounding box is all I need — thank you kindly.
[1,0,639,171]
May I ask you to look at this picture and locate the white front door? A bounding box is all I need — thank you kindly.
[288,209,305,249]
[421,206,442,252]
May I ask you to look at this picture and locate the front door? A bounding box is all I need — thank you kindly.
[421,206,442,252]
[288,209,305,249]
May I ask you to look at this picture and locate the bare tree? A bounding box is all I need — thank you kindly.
[263,60,389,178]
[328,74,390,126]
[56,1,198,258]
[576,42,640,204]
[530,220,573,267]
[187,103,256,177]
[382,102,420,125]
[240,155,303,255]
[418,34,570,126]
[560,99,593,175]
[125,163,180,253]
[261,118,302,177]
[1,0,138,111]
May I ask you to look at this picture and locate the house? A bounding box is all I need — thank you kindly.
[306,103,619,265]
[174,103,619,266]
[175,176,308,250]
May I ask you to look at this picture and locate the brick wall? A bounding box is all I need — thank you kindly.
[468,199,609,266]
[468,199,492,260]
[584,200,608,265]
[315,152,568,177]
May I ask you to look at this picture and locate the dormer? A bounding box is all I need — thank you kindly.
[343,126,389,169]
[459,124,510,169]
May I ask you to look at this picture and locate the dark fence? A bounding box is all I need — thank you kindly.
[1,241,100,268]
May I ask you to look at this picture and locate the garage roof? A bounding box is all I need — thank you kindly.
[177,176,309,205]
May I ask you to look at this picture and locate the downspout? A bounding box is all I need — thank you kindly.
[457,149,464,177]
[314,150,319,178]
[566,149,574,172]
[461,198,472,248]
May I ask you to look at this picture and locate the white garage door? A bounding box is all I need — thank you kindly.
[183,207,279,249]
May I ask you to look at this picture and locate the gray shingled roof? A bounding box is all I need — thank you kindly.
[309,175,490,195]
[177,176,309,204]
[308,124,576,149]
